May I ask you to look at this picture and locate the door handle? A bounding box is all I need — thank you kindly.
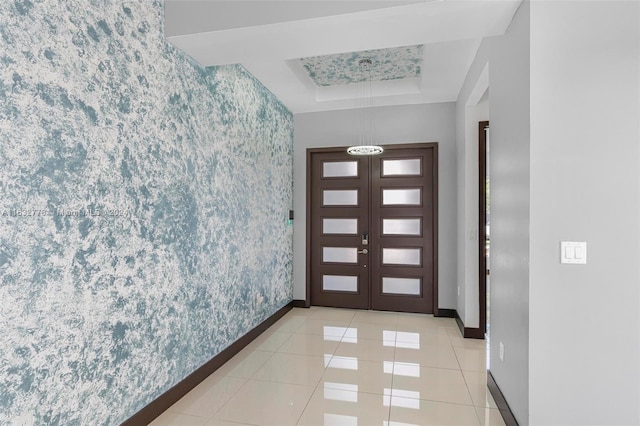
[357,249,368,254]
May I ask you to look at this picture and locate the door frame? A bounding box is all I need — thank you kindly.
[479,121,489,335]
[305,142,439,314]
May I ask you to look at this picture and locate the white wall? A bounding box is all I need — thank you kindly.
[457,5,531,422]
[458,1,640,424]
[529,1,640,424]
[463,96,489,328]
[293,103,457,309]
[486,1,531,423]
[456,45,491,329]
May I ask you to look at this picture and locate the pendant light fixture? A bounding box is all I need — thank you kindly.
[347,58,384,156]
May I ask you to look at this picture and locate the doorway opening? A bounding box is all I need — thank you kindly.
[479,121,490,336]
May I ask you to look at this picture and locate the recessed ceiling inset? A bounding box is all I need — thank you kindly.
[299,45,424,87]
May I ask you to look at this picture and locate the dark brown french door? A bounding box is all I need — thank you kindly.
[308,144,438,314]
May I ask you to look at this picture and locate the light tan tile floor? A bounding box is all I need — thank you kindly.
[150,307,504,426]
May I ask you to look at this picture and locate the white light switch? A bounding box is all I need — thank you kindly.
[561,241,587,264]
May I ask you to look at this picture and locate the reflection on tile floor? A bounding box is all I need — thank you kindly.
[150,307,504,426]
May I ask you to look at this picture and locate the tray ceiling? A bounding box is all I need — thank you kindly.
[299,45,424,87]
[165,0,522,113]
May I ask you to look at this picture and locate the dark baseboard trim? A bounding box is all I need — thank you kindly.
[121,302,293,425]
[434,309,485,340]
[455,311,485,339]
[292,299,308,308]
[487,370,519,426]
[434,308,456,318]
[464,327,485,339]
[454,310,465,334]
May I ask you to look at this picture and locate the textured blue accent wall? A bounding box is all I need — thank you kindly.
[0,1,293,424]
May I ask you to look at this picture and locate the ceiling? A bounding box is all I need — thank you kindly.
[299,45,424,87]
[164,0,522,114]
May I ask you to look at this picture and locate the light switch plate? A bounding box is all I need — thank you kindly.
[561,241,587,264]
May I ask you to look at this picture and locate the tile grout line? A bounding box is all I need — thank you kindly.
[386,314,398,424]
[207,318,289,425]
[295,309,353,426]
[160,308,494,425]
